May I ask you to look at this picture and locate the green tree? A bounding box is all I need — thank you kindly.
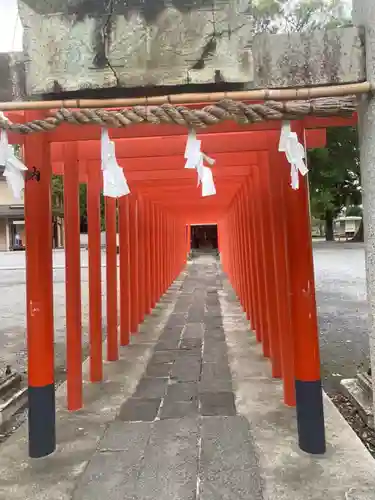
[346,205,363,217]
[51,177,106,233]
[308,127,361,240]
[51,175,64,217]
[78,183,106,232]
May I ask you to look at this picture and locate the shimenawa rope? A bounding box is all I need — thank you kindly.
[0,96,356,135]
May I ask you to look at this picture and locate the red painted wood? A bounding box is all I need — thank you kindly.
[68,131,271,160]
[305,128,327,149]
[129,195,139,334]
[63,142,83,408]
[51,148,259,168]
[105,197,119,361]
[119,196,131,345]
[257,151,282,377]
[285,124,322,383]
[24,112,55,389]
[87,162,103,382]
[137,197,147,323]
[269,145,296,406]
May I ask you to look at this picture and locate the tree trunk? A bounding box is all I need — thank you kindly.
[351,219,364,242]
[325,210,334,241]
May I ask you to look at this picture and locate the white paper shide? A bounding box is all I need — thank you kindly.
[0,119,27,200]
[279,121,308,190]
[184,130,216,197]
[101,128,130,198]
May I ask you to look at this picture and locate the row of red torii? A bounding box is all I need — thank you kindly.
[3,107,357,459]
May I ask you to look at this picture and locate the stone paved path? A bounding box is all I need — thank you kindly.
[74,256,263,500]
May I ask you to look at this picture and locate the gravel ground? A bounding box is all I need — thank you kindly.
[0,249,108,379]
[331,393,375,457]
[313,241,370,393]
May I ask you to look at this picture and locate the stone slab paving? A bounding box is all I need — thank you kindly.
[73,257,263,500]
[0,256,373,499]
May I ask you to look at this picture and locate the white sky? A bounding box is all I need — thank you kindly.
[0,0,23,52]
[0,0,353,53]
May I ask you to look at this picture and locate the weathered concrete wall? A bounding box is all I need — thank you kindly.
[353,0,375,418]
[252,27,366,88]
[19,0,253,95]
[16,0,366,97]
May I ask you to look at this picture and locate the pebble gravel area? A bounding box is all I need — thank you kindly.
[313,241,370,393]
[0,249,106,379]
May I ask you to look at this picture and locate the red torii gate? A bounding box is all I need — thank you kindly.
[5,108,356,459]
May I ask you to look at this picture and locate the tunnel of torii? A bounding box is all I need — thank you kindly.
[2,103,359,460]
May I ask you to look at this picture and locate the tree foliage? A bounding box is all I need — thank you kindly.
[308,127,361,219]
[250,0,351,33]
[51,175,64,217]
[307,127,361,239]
[78,183,106,232]
[51,179,106,232]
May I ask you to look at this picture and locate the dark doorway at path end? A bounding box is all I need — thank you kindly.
[191,225,218,251]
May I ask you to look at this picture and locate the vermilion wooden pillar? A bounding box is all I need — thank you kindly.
[223,219,230,277]
[240,185,252,321]
[129,195,139,333]
[137,197,146,322]
[253,165,270,355]
[226,215,232,284]
[243,180,257,330]
[218,221,224,272]
[186,224,191,261]
[105,196,118,361]
[119,196,131,345]
[269,145,295,406]
[163,214,168,291]
[155,208,162,299]
[257,151,282,377]
[174,221,178,278]
[238,188,250,319]
[63,142,83,409]
[237,197,246,309]
[174,220,178,281]
[230,209,238,295]
[229,213,235,286]
[171,218,174,282]
[284,124,325,454]
[87,162,103,382]
[217,221,223,268]
[237,190,246,315]
[247,174,261,340]
[233,199,241,303]
[24,111,55,458]
[160,211,165,293]
[150,204,157,309]
[224,218,231,279]
[233,206,239,297]
[144,201,152,316]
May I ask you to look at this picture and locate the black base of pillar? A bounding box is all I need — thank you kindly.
[295,379,326,455]
[28,383,56,458]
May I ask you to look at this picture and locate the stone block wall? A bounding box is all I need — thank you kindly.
[15,1,366,98]
[19,0,254,95]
